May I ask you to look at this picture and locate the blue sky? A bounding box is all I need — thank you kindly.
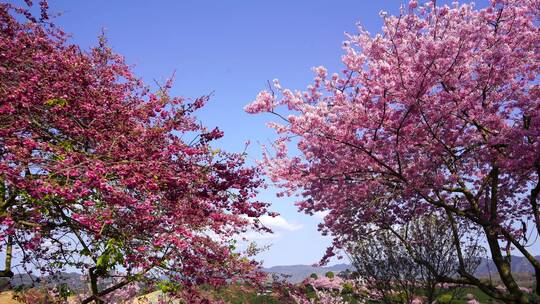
[29,0,491,267]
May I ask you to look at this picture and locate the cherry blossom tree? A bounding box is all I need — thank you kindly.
[247,0,539,303]
[0,2,271,303]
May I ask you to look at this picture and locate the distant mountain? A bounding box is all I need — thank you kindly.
[475,255,540,277]
[264,256,540,283]
[3,256,538,289]
[3,272,96,292]
[262,263,351,283]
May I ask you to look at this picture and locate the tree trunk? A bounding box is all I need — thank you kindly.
[484,226,528,303]
[88,267,103,304]
[535,269,540,298]
[0,235,13,278]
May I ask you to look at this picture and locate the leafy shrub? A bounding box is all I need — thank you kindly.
[341,282,354,295]
[437,293,454,304]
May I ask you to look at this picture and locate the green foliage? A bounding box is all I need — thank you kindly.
[325,271,334,279]
[341,282,354,295]
[157,280,181,293]
[44,98,68,108]
[310,273,318,279]
[56,283,72,299]
[437,293,454,304]
[304,284,317,300]
[95,239,124,274]
[57,140,73,152]
[13,285,26,293]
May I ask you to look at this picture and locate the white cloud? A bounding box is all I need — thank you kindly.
[260,215,302,231]
[241,230,281,241]
[314,210,330,220]
[233,215,302,244]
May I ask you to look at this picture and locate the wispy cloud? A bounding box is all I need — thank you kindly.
[313,210,329,220]
[241,230,281,241]
[238,215,302,242]
[260,215,302,231]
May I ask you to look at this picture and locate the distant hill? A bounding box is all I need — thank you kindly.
[262,263,351,283]
[3,272,101,292]
[3,256,538,288]
[264,256,540,283]
[8,272,85,288]
[475,255,540,277]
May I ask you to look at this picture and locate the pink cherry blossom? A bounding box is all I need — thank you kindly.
[247,0,539,302]
[0,2,270,302]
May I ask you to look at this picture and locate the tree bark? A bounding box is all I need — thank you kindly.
[0,235,13,278]
[530,164,540,296]
[535,269,540,299]
[484,226,528,304]
[88,267,103,304]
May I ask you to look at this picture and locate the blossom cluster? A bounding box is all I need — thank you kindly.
[0,2,270,301]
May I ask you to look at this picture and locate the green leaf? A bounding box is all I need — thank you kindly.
[157,280,181,293]
[58,140,73,152]
[96,253,108,269]
[96,239,125,272]
[44,98,69,107]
